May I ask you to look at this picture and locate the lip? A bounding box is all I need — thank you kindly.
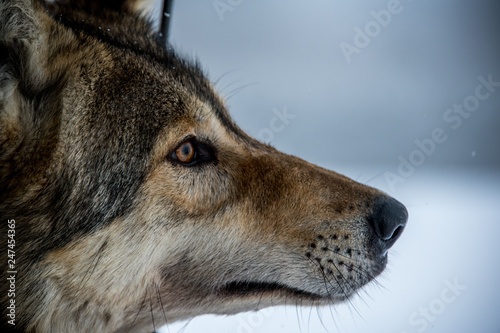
[214,251,390,303]
[217,281,351,302]
[219,281,322,298]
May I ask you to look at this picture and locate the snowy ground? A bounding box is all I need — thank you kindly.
[159,166,500,333]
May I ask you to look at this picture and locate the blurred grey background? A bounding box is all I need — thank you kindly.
[152,1,500,333]
[164,0,500,170]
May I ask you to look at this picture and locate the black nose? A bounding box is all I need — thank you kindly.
[369,196,408,250]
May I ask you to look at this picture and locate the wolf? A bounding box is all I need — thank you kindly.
[0,0,408,332]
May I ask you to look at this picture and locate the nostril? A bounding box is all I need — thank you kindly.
[370,196,408,248]
[388,225,404,241]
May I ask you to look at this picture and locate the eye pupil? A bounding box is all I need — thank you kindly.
[175,141,195,164]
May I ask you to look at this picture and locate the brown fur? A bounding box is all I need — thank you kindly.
[0,1,407,332]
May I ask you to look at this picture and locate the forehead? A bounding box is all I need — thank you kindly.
[51,0,243,140]
[107,49,240,128]
[121,49,258,142]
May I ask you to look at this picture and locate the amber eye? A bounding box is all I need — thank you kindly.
[174,141,196,164]
[169,138,215,167]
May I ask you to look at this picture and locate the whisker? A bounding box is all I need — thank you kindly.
[154,282,169,330]
[307,300,313,331]
[213,68,241,86]
[149,288,156,333]
[311,256,363,322]
[225,82,258,101]
[327,248,379,308]
[295,302,303,333]
[177,318,193,333]
[127,292,148,333]
[307,258,336,301]
[328,261,366,319]
[80,239,108,287]
[316,306,329,333]
[327,302,341,333]
[326,247,381,288]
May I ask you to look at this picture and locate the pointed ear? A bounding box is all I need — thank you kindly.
[122,0,157,16]
[1,0,72,91]
[1,0,68,166]
[1,0,44,59]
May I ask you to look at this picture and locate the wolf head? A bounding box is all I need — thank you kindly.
[0,1,407,332]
